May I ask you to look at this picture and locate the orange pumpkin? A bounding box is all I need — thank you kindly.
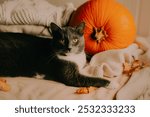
[69,0,136,55]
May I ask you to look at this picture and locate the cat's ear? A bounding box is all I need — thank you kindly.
[76,22,85,36]
[50,23,62,38]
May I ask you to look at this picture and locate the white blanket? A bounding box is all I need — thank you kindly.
[116,37,150,100]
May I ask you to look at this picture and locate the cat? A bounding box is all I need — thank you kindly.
[0,22,110,87]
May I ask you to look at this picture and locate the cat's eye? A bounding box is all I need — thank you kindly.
[72,39,78,43]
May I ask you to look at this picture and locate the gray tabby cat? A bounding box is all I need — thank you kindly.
[0,22,110,87]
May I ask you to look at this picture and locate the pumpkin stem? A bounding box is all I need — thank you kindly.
[92,27,108,43]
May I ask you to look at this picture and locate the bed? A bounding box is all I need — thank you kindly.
[0,0,150,100]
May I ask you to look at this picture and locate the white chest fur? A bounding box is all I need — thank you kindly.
[57,52,87,70]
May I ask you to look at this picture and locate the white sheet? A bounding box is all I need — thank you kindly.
[0,75,129,100]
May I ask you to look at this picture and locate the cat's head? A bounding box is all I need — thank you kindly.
[49,22,85,56]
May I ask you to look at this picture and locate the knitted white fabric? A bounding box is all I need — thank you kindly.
[0,0,74,26]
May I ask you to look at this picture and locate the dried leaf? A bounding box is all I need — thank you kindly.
[75,87,97,94]
[132,60,142,68]
[0,79,11,92]
[0,78,7,83]
[123,60,145,76]
[123,63,132,74]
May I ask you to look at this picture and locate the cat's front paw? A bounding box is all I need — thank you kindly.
[99,79,110,87]
[92,78,110,87]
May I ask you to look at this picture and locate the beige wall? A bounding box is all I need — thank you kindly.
[118,0,150,37]
[48,0,87,7]
[137,0,150,37]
